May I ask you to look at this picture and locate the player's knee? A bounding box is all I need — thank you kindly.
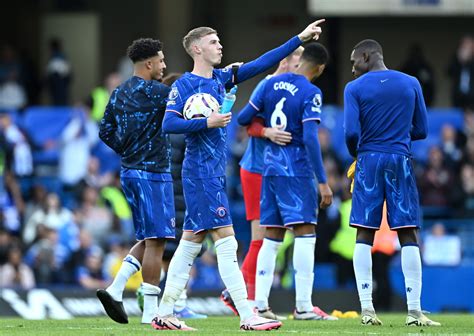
[397,228,419,245]
[293,223,316,237]
[265,227,285,240]
[356,228,375,244]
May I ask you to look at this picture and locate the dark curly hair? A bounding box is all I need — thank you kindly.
[127,38,163,63]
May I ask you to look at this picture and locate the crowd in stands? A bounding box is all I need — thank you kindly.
[0,36,473,303]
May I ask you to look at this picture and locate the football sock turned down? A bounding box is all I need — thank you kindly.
[215,236,254,321]
[353,242,375,311]
[294,235,316,312]
[401,245,422,312]
[141,282,161,323]
[157,240,202,317]
[107,254,141,301]
[255,238,282,310]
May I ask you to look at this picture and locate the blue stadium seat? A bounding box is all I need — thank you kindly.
[22,106,75,165]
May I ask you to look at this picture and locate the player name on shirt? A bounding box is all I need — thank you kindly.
[273,81,299,96]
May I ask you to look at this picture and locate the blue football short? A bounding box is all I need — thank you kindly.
[182,177,233,233]
[350,152,421,230]
[260,176,318,227]
[120,169,176,240]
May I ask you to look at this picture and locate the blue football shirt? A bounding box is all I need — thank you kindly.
[344,70,428,157]
[249,73,323,177]
[99,76,171,173]
[166,69,234,178]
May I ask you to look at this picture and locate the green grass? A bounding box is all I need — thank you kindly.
[1,314,473,335]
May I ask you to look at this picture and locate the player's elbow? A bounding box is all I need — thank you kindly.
[237,112,250,126]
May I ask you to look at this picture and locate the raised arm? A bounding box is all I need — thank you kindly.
[343,83,361,158]
[410,78,428,141]
[235,19,325,83]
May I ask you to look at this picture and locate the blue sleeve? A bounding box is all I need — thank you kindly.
[162,111,208,134]
[237,103,259,126]
[411,78,428,141]
[343,82,360,158]
[303,121,327,183]
[235,36,302,83]
[99,90,123,155]
[237,79,267,126]
[302,87,322,123]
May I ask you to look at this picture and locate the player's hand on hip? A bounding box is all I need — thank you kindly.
[207,112,232,128]
[298,19,325,42]
[263,125,292,145]
[318,183,333,209]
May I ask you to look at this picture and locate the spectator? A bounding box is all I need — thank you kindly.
[458,163,474,216]
[418,146,455,207]
[88,72,122,122]
[77,247,110,289]
[0,112,33,177]
[440,124,462,169]
[448,36,474,109]
[45,38,72,106]
[55,106,99,205]
[24,228,69,284]
[400,44,435,106]
[23,192,72,245]
[78,186,113,244]
[0,245,35,289]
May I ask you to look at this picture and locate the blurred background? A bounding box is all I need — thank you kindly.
[0,0,473,319]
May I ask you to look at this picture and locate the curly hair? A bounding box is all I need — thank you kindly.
[127,38,163,63]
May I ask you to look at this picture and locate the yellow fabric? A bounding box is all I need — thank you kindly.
[329,199,356,260]
[347,160,356,193]
[101,187,132,219]
[91,87,109,122]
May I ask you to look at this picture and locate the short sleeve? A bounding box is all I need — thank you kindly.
[302,87,322,123]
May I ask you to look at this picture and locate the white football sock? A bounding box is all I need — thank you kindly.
[175,290,187,311]
[157,240,201,317]
[353,242,375,311]
[255,238,282,311]
[401,245,422,312]
[107,254,141,301]
[215,236,253,321]
[141,282,161,323]
[294,235,316,312]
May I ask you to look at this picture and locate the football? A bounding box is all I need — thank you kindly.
[183,93,220,120]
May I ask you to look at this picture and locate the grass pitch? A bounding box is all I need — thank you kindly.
[1,314,473,335]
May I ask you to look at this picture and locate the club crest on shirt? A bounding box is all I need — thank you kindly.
[216,206,227,218]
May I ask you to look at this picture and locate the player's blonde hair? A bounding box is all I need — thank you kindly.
[182,27,217,57]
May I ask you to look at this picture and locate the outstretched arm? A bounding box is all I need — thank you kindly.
[235,19,325,83]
